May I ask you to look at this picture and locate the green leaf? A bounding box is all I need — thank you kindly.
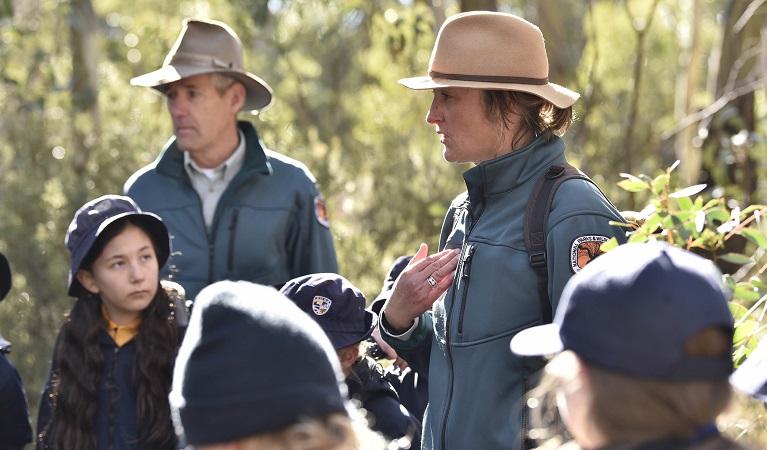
[651,173,669,195]
[617,179,649,193]
[600,237,621,252]
[675,195,693,211]
[719,253,752,265]
[750,277,766,290]
[734,282,762,302]
[741,228,767,250]
[733,320,758,346]
[705,209,731,223]
[740,205,767,217]
[729,301,750,321]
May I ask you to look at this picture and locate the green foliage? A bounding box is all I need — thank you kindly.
[614,161,767,361]
[611,160,767,443]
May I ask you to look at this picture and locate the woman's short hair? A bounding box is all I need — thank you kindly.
[482,90,574,148]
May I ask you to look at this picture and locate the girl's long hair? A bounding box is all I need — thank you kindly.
[44,216,182,449]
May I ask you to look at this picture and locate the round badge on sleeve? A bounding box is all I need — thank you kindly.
[314,195,331,228]
[570,235,609,273]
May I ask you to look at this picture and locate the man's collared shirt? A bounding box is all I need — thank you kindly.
[183,130,246,232]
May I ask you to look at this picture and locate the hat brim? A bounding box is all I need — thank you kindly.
[509,323,563,357]
[327,311,377,350]
[67,211,170,297]
[131,65,274,113]
[399,76,579,109]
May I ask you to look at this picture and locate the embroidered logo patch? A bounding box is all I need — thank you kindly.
[312,295,332,315]
[570,235,610,273]
[314,195,330,228]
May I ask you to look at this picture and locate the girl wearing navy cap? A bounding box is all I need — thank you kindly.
[36,195,185,450]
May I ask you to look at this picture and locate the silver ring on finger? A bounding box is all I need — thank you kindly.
[426,276,438,288]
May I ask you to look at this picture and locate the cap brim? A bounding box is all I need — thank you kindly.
[509,323,563,357]
[730,338,767,401]
[327,311,377,350]
[398,76,579,109]
[131,65,274,113]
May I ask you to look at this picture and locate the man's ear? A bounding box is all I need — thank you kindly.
[229,82,246,113]
[76,270,99,294]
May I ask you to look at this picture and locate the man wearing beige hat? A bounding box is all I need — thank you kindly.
[377,11,627,450]
[124,19,338,300]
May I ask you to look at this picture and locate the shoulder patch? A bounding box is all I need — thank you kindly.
[314,195,330,228]
[312,295,332,315]
[570,235,610,273]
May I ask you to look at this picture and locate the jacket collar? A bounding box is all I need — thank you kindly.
[462,135,566,221]
[155,121,272,178]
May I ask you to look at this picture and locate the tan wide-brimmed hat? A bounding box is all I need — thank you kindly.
[399,11,579,109]
[131,18,274,113]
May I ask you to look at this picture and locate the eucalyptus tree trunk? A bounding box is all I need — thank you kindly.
[69,0,99,181]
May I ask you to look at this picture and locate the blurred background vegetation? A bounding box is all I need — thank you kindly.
[0,0,765,447]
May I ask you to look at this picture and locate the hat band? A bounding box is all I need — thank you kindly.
[429,70,549,86]
[169,52,240,70]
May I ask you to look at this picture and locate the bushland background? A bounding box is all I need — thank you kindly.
[1,0,765,447]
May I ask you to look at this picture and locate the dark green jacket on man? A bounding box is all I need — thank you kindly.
[125,121,338,299]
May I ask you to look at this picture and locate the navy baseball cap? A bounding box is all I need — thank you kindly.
[511,242,734,381]
[370,255,413,315]
[280,273,376,350]
[0,252,10,301]
[65,195,170,296]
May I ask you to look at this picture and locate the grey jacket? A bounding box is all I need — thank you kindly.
[125,121,338,299]
[382,135,627,450]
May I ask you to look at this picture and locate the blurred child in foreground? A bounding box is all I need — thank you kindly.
[511,242,751,450]
[170,280,386,450]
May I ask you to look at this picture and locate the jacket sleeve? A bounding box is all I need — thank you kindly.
[546,179,628,313]
[380,311,433,376]
[288,181,339,277]
[0,353,32,450]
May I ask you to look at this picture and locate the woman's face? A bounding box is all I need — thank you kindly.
[76,223,159,325]
[426,87,509,165]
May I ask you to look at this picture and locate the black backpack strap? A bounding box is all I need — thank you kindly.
[524,163,591,324]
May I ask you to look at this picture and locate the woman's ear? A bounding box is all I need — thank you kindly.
[76,270,99,295]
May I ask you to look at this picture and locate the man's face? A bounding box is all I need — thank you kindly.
[164,73,241,163]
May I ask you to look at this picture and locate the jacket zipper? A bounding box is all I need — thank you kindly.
[108,346,120,450]
[456,245,476,334]
[227,209,239,272]
[522,375,530,450]
[439,244,472,450]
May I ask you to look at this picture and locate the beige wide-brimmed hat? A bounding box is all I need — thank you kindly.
[131,18,274,113]
[399,11,579,109]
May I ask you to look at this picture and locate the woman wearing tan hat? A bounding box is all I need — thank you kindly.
[378,11,627,450]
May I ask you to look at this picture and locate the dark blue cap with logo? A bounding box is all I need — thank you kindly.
[280,273,376,350]
[511,242,734,381]
[65,195,170,296]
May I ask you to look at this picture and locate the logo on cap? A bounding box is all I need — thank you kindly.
[312,296,332,315]
[570,235,609,273]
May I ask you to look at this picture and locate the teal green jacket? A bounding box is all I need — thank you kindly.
[382,135,627,450]
[124,121,338,299]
